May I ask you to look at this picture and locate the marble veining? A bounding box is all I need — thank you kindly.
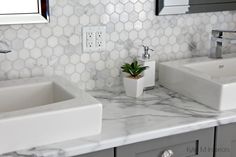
[2,85,236,157]
[1,148,65,157]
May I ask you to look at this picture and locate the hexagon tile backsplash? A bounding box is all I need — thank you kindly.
[0,0,236,90]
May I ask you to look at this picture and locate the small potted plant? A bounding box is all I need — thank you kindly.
[121,59,148,98]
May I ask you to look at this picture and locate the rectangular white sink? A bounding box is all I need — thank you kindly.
[159,54,236,111]
[0,77,102,154]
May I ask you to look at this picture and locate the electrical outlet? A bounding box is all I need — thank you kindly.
[86,32,94,41]
[83,26,106,52]
[87,41,93,48]
[86,32,95,48]
[95,30,106,49]
[96,31,103,39]
[96,41,103,47]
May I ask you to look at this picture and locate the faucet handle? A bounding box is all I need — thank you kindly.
[212,30,236,34]
[142,45,154,51]
[212,30,236,39]
[0,50,11,54]
[149,48,154,51]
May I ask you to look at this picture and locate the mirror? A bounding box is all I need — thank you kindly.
[156,0,236,16]
[0,0,49,25]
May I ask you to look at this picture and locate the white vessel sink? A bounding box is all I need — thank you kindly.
[159,54,236,111]
[0,77,102,154]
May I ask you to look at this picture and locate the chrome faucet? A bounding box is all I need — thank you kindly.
[0,40,11,54]
[210,30,236,59]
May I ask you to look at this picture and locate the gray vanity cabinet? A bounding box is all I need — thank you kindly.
[215,123,236,157]
[116,128,214,157]
[76,149,114,157]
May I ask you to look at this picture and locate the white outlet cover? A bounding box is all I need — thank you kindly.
[83,26,106,52]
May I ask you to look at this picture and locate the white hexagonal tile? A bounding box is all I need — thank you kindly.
[65,64,75,74]
[110,50,119,60]
[120,12,128,23]
[115,3,124,14]
[96,60,105,71]
[76,63,85,73]
[4,29,16,40]
[59,55,69,65]
[31,48,42,59]
[53,26,63,37]
[37,57,48,67]
[80,15,90,25]
[24,38,35,49]
[91,52,100,62]
[17,28,29,39]
[124,2,134,13]
[36,37,47,48]
[69,15,79,26]
[81,71,90,81]
[1,60,12,72]
[70,54,80,64]
[29,28,40,39]
[71,73,80,83]
[69,35,80,45]
[41,27,52,38]
[58,16,68,27]
[63,5,74,16]
[48,36,58,48]
[12,39,24,50]
[106,4,115,14]
[19,49,30,59]
[81,53,90,63]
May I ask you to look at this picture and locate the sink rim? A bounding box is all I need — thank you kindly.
[160,54,236,85]
[0,77,101,121]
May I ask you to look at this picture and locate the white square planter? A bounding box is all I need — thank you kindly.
[123,77,144,98]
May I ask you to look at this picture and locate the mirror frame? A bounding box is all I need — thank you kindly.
[156,0,190,15]
[156,0,236,16]
[0,0,49,25]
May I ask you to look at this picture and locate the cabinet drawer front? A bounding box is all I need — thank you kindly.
[76,149,114,157]
[215,123,236,157]
[136,140,198,157]
[117,128,214,157]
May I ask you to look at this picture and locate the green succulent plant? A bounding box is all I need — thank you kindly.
[121,60,148,79]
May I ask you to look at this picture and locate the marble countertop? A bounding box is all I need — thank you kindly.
[3,86,236,157]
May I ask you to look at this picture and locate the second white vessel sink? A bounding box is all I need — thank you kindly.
[159,54,236,111]
[0,77,102,154]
